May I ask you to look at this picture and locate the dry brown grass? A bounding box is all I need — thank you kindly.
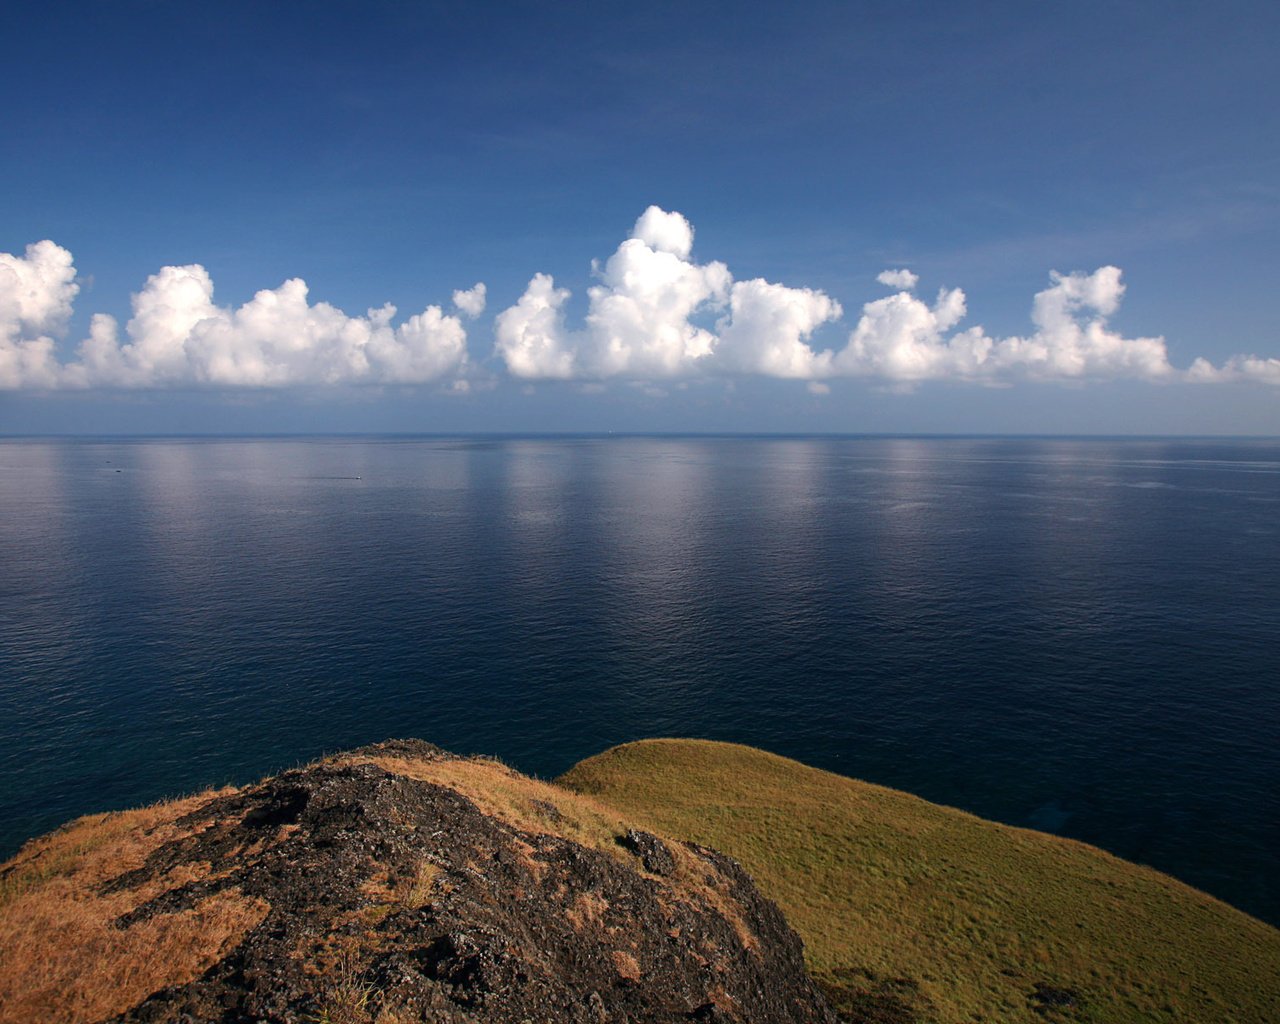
[0,787,269,1024]
[612,948,641,982]
[509,836,548,883]
[306,951,376,1024]
[402,858,441,909]
[348,754,636,863]
[565,890,609,931]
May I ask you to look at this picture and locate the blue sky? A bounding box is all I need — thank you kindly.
[2,0,1278,433]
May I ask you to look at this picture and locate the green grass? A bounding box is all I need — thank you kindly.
[559,739,1280,1024]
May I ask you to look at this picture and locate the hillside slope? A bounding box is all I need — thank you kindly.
[560,739,1280,1024]
[0,740,835,1024]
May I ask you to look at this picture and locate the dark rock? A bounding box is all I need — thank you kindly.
[1029,982,1083,1016]
[100,746,838,1024]
[617,828,676,876]
[530,798,565,824]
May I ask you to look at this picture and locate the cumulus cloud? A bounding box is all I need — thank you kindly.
[496,206,840,379]
[494,208,1185,386]
[0,242,476,389]
[632,205,695,259]
[876,268,919,290]
[0,240,79,388]
[836,286,979,380]
[493,272,577,379]
[5,214,1279,393]
[452,282,486,318]
[838,266,1174,383]
[64,267,469,388]
[1187,355,1280,385]
[715,278,841,379]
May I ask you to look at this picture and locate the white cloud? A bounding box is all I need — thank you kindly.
[715,278,841,378]
[493,211,1184,387]
[631,205,695,259]
[5,217,1279,394]
[63,266,469,388]
[0,240,79,388]
[837,267,1174,383]
[1187,355,1280,385]
[992,267,1172,381]
[836,286,985,380]
[876,268,919,290]
[452,282,486,318]
[493,272,577,379]
[582,219,731,377]
[496,206,838,379]
[0,243,474,389]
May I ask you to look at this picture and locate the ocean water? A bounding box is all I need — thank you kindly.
[1,436,1277,925]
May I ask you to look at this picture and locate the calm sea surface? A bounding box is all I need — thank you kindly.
[1,436,1277,923]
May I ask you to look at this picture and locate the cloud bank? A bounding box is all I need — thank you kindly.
[1187,355,1280,385]
[496,207,1201,386]
[1,247,471,389]
[2,207,1277,391]
[835,265,1174,383]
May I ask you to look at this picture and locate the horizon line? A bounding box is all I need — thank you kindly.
[3,431,1279,442]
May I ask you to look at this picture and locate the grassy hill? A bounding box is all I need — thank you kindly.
[559,739,1280,1024]
[3,737,1276,1024]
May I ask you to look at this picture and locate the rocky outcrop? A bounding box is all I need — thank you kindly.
[92,740,838,1023]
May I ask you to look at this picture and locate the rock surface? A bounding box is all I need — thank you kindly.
[96,740,839,1023]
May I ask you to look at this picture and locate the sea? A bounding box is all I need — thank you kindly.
[1,435,1277,926]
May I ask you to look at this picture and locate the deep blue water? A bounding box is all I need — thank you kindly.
[1,436,1277,925]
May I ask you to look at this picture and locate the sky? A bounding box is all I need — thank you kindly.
[2,0,1278,434]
